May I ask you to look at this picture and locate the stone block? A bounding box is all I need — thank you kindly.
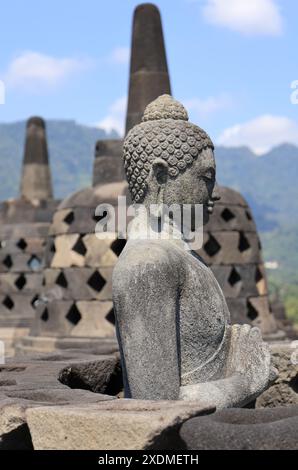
[210,264,264,298]
[180,406,298,450]
[197,231,261,265]
[43,267,113,301]
[226,296,276,334]
[26,400,213,450]
[205,205,256,233]
[256,342,298,408]
[0,272,43,294]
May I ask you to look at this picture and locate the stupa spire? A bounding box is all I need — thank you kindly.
[125,3,172,134]
[20,117,53,200]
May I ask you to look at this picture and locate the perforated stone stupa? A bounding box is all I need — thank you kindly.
[197,186,280,339]
[17,3,172,355]
[0,117,59,355]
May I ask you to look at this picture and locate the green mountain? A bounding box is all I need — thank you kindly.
[0,120,297,324]
[215,144,298,231]
[0,120,117,200]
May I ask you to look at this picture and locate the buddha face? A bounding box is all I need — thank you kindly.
[149,147,220,225]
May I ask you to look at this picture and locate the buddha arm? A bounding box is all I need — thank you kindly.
[113,256,181,400]
[179,324,277,408]
[179,375,253,409]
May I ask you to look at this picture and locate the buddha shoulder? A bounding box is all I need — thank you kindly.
[113,240,183,285]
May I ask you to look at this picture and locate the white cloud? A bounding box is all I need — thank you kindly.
[5,51,91,91]
[202,0,283,36]
[183,94,232,119]
[95,96,127,136]
[108,47,130,65]
[217,115,298,154]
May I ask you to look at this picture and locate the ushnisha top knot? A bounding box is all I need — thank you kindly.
[142,94,189,122]
[123,95,214,203]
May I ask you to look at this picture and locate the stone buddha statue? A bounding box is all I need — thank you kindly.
[113,95,276,408]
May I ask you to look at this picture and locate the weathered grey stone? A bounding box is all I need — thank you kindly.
[58,181,127,210]
[0,273,43,293]
[203,203,257,232]
[0,252,44,273]
[226,296,277,334]
[43,268,113,300]
[0,294,37,320]
[114,95,276,406]
[256,343,298,408]
[26,400,213,450]
[17,335,119,356]
[271,296,298,340]
[199,231,261,265]
[0,221,50,239]
[195,185,280,338]
[20,117,53,200]
[93,140,125,187]
[180,406,298,450]
[0,353,118,449]
[126,4,171,133]
[59,355,122,395]
[210,265,265,298]
[0,118,59,354]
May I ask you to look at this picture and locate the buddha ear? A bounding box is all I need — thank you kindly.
[151,158,169,185]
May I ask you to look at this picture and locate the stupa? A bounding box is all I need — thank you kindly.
[17,3,170,354]
[0,117,59,355]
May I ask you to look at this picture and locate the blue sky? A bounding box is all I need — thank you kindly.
[0,0,297,153]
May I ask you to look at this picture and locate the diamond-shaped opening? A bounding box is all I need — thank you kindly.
[66,304,82,326]
[221,208,236,222]
[228,267,241,287]
[41,308,49,322]
[289,374,298,393]
[28,255,41,271]
[204,235,221,257]
[64,211,75,226]
[72,237,87,256]
[87,271,106,293]
[3,255,13,269]
[15,274,27,291]
[3,296,14,310]
[246,210,253,221]
[17,238,27,251]
[247,300,259,321]
[255,267,263,284]
[258,239,262,250]
[238,232,251,253]
[106,308,116,325]
[31,295,39,309]
[255,267,266,295]
[55,272,68,289]
[111,239,127,257]
[50,242,56,253]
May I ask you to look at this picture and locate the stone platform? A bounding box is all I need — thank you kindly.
[0,351,212,450]
[0,353,297,450]
[0,341,298,450]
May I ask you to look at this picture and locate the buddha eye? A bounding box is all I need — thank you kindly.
[202,169,215,181]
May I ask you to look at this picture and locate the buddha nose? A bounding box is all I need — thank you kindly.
[212,182,221,201]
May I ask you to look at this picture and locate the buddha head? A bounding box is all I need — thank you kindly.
[123,94,220,224]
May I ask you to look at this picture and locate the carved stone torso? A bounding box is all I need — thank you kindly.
[116,238,230,387]
[114,95,275,404]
